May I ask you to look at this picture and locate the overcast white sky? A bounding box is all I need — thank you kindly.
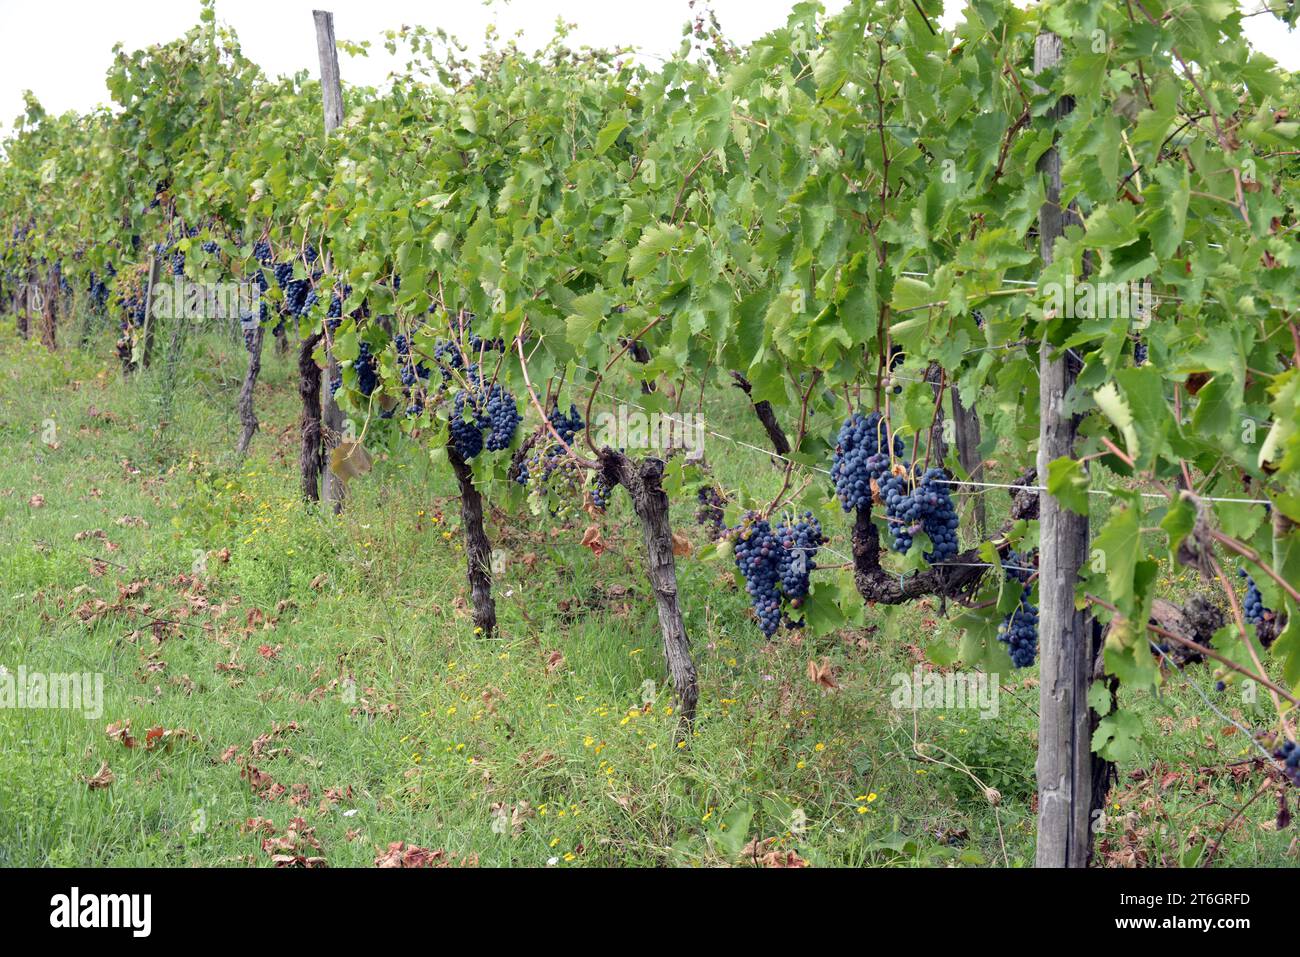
[1,0,1298,136]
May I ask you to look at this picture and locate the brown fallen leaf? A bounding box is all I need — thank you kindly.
[807,659,839,691]
[672,531,693,557]
[106,719,137,749]
[309,573,328,590]
[374,842,448,868]
[85,761,115,790]
[28,494,45,508]
[545,650,565,675]
[580,525,606,556]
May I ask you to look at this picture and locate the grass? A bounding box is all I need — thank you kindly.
[0,318,1291,868]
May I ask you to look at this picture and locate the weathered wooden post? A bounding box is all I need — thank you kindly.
[1033,31,1097,868]
[313,9,348,514]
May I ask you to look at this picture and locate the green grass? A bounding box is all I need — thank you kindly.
[0,319,1289,867]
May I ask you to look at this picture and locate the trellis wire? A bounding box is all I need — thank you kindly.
[568,365,1274,507]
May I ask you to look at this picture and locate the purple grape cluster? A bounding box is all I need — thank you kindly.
[773,511,824,607]
[883,466,960,563]
[732,510,825,636]
[997,550,1038,668]
[1239,567,1272,625]
[450,376,522,459]
[1275,739,1300,787]
[733,514,783,636]
[590,473,614,511]
[354,342,378,396]
[830,411,904,512]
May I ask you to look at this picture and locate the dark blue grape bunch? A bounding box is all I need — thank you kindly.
[283,278,310,315]
[830,411,903,512]
[304,243,318,265]
[171,249,186,276]
[433,339,464,376]
[272,262,294,289]
[326,291,343,330]
[696,486,726,537]
[201,239,219,255]
[732,514,784,637]
[484,384,522,451]
[548,404,583,448]
[883,467,960,563]
[1274,739,1300,787]
[589,473,614,511]
[773,511,824,609]
[329,374,342,397]
[1134,337,1148,366]
[449,376,521,457]
[450,389,488,459]
[973,309,985,329]
[354,342,378,397]
[253,239,273,265]
[997,550,1038,668]
[1239,567,1272,625]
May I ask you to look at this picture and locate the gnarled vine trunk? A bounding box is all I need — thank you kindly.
[850,468,1039,607]
[950,384,986,537]
[15,279,29,339]
[298,331,324,501]
[601,449,698,721]
[730,372,790,458]
[236,325,265,458]
[448,447,497,638]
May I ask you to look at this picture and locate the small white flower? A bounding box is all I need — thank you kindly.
[342,809,358,818]
[546,856,559,867]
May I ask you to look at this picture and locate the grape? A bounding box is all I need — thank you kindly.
[883,466,960,563]
[253,240,273,265]
[590,473,614,511]
[171,250,185,276]
[730,510,824,636]
[830,411,903,512]
[973,309,985,328]
[449,377,521,459]
[696,486,726,536]
[272,262,294,289]
[326,292,342,331]
[1134,338,1148,366]
[282,278,310,316]
[1239,566,1272,625]
[997,551,1038,668]
[773,511,824,605]
[304,243,318,264]
[354,342,378,397]
[484,384,522,451]
[732,514,783,637]
[201,240,219,255]
[1273,738,1300,787]
[548,404,583,447]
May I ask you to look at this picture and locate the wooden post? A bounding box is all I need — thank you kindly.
[1033,32,1096,868]
[314,9,347,514]
[137,254,161,371]
[16,276,29,339]
[950,384,986,537]
[41,267,58,350]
